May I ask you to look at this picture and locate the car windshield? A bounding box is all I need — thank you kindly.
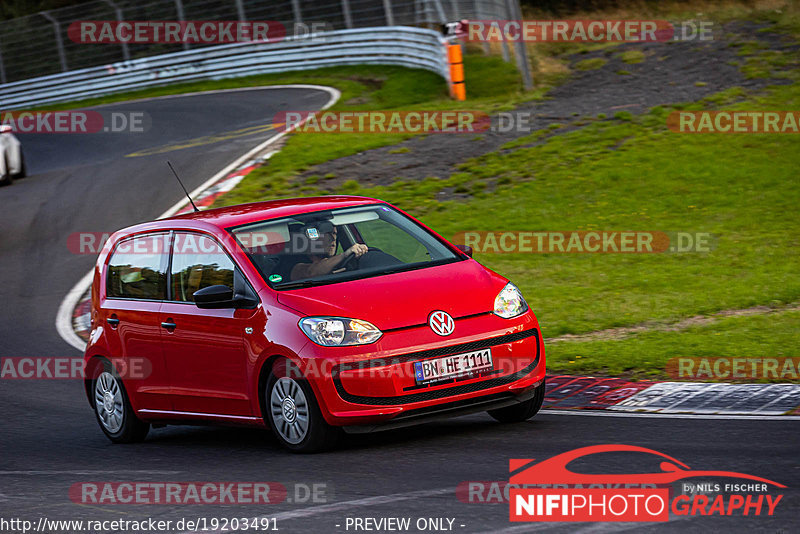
[230,204,462,289]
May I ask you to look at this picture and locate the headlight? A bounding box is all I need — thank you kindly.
[493,282,529,319]
[299,317,383,346]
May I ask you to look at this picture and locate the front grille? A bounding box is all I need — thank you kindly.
[333,328,540,406]
[337,328,540,371]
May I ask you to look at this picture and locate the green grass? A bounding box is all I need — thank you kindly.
[619,50,646,64]
[302,79,800,372]
[574,58,607,71]
[546,310,800,381]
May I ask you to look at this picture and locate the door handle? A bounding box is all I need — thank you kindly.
[107,317,120,326]
[161,321,177,329]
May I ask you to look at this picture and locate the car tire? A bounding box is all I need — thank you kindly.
[14,152,26,178]
[265,360,341,453]
[487,378,546,423]
[0,156,12,186]
[91,360,150,443]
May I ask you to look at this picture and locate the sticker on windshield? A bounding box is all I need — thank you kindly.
[268,274,283,283]
[306,227,319,239]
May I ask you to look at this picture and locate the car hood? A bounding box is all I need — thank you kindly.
[276,259,508,330]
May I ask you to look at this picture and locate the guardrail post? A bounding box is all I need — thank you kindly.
[472,0,490,55]
[341,0,353,29]
[101,0,130,62]
[496,0,511,63]
[173,0,190,50]
[0,46,6,84]
[448,0,460,20]
[291,0,303,24]
[504,0,532,89]
[382,0,395,26]
[432,0,446,22]
[39,11,68,72]
[234,0,246,22]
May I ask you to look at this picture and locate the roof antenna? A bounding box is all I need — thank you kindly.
[167,160,198,212]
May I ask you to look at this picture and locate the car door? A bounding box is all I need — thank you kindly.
[159,231,257,416]
[102,232,172,411]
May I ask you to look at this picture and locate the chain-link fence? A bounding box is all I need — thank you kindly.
[0,0,525,85]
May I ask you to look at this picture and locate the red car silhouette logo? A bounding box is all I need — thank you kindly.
[510,444,785,487]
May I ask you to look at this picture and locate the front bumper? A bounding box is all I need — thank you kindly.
[298,311,545,426]
[341,386,541,434]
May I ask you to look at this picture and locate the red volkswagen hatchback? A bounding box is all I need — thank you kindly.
[84,196,545,452]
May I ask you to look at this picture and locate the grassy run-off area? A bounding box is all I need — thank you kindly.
[317,82,800,379]
[46,0,799,380]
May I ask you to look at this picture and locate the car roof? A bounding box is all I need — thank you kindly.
[162,195,383,229]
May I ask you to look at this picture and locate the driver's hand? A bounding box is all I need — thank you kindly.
[347,243,368,258]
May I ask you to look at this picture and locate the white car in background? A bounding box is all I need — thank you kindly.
[0,124,26,185]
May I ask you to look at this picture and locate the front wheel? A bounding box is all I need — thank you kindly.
[488,378,546,423]
[265,362,341,453]
[92,362,149,443]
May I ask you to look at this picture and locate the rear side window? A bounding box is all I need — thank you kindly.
[106,233,169,300]
[170,233,235,302]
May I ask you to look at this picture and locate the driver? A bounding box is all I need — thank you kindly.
[290,223,368,280]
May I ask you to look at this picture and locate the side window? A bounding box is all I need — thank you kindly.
[170,233,235,302]
[107,234,169,300]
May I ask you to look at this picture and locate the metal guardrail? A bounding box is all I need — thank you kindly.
[0,0,514,84]
[0,26,450,109]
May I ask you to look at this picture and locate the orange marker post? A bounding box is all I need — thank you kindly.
[448,43,466,101]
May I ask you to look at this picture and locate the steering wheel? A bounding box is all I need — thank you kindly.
[339,249,360,271]
[339,246,380,272]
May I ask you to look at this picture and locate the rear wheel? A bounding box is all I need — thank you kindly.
[0,156,12,186]
[265,361,341,453]
[488,378,546,423]
[14,151,26,178]
[92,361,149,443]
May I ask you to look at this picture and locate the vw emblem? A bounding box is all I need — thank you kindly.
[429,310,455,336]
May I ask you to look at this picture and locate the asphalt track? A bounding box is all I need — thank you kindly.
[0,87,796,533]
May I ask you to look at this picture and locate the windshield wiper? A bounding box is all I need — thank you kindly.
[369,258,455,277]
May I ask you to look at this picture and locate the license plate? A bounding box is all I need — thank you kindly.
[413,348,493,385]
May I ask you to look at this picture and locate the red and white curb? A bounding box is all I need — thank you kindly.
[542,375,800,417]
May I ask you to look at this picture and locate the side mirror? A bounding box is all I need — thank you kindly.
[0,125,11,134]
[193,285,234,308]
[193,284,259,309]
[455,244,473,258]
